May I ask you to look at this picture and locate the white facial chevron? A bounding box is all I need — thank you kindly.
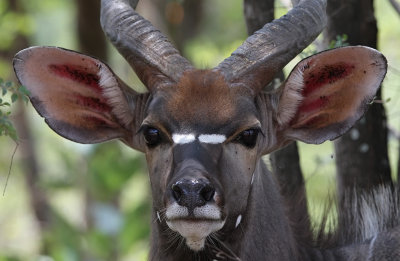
[172,134,196,144]
[172,133,226,144]
[198,134,226,144]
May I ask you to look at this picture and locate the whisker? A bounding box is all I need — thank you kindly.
[206,233,241,261]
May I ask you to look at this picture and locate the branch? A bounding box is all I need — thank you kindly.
[388,0,400,16]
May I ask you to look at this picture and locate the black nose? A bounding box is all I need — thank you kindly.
[171,179,215,209]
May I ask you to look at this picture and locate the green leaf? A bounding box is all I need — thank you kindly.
[0,102,11,107]
[5,81,12,88]
[11,93,18,103]
[0,120,17,141]
[328,34,349,49]
[8,130,18,142]
[19,86,30,104]
[19,85,30,96]
[0,78,28,142]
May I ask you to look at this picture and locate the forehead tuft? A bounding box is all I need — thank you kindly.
[165,70,237,125]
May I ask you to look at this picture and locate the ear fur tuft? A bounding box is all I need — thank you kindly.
[98,64,134,128]
[276,68,304,127]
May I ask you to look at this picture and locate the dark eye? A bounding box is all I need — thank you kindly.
[143,127,162,147]
[235,128,259,148]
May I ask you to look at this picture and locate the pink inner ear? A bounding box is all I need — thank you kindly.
[74,94,112,113]
[49,63,102,93]
[47,63,114,117]
[14,46,134,144]
[290,62,356,128]
[296,62,355,115]
[18,48,118,127]
[302,62,355,96]
[288,47,386,132]
[297,95,329,113]
[47,61,125,134]
[279,46,386,144]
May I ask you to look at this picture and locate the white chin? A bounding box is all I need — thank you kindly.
[166,219,225,251]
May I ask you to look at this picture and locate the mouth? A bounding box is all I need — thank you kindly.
[167,218,225,251]
[165,203,225,251]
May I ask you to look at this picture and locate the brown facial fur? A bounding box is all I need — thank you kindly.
[164,70,248,127]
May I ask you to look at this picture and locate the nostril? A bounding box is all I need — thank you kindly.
[172,184,183,201]
[171,180,216,208]
[201,185,215,202]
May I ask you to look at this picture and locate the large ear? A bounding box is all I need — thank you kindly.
[273,46,387,145]
[13,46,148,151]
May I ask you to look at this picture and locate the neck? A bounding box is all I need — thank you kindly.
[149,160,299,261]
[232,161,299,260]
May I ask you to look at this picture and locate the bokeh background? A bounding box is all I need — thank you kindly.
[1,0,400,260]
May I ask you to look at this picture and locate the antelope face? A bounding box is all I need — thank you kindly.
[13,45,387,252]
[143,71,260,250]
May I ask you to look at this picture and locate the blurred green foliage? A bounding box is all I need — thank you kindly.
[0,79,29,141]
[12,142,150,261]
[0,1,32,51]
[328,34,349,49]
[299,34,349,59]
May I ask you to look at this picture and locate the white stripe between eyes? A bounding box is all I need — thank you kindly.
[198,134,226,144]
[172,134,196,144]
[172,133,227,144]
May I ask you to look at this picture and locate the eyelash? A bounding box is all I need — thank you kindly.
[234,128,261,148]
[141,126,163,147]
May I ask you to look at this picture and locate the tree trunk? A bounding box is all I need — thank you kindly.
[3,0,53,255]
[398,137,400,181]
[76,0,107,60]
[324,0,392,199]
[14,104,52,255]
[151,0,203,52]
[243,0,310,237]
[243,0,274,35]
